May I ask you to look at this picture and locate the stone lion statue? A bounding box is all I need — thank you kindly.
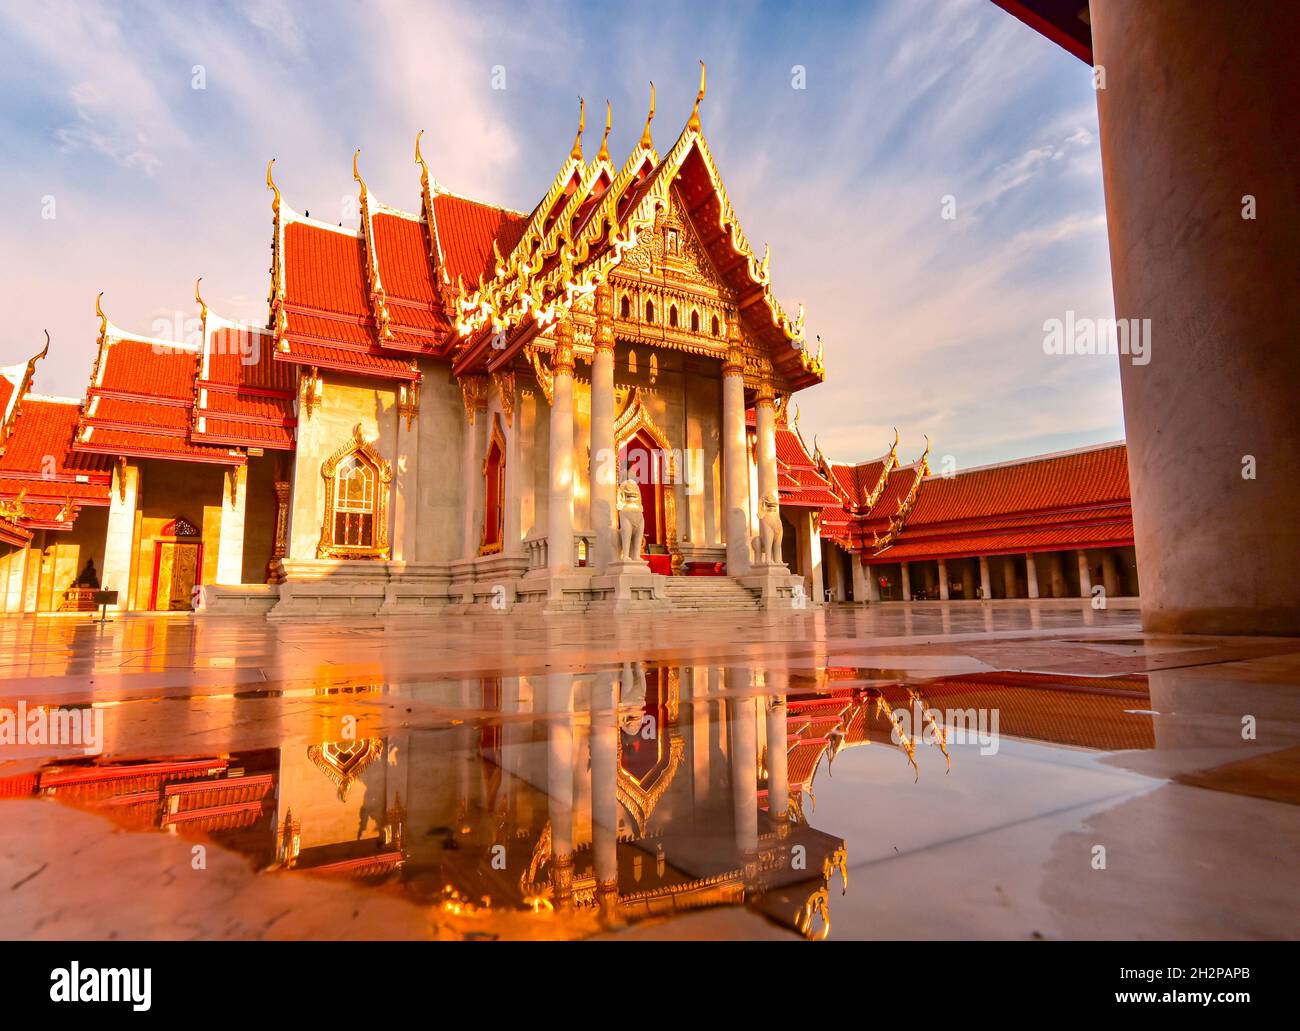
[617,479,645,561]
[754,493,783,565]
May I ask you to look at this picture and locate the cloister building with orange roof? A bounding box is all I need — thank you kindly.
[0,67,1136,617]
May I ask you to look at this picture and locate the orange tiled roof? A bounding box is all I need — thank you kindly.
[873,443,1133,562]
[74,330,245,465]
[193,325,296,450]
[432,192,527,287]
[0,394,111,532]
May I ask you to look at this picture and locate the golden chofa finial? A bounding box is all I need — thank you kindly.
[415,129,431,188]
[639,81,656,149]
[688,60,706,132]
[596,99,612,163]
[38,329,50,360]
[266,158,281,212]
[194,277,207,322]
[95,291,107,338]
[352,147,368,198]
[570,97,586,161]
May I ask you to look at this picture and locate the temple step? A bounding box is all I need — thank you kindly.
[663,577,761,611]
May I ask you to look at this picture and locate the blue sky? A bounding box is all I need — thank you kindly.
[0,0,1122,469]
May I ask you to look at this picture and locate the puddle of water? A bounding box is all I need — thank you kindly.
[0,664,1164,940]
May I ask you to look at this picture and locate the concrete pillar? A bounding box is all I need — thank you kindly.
[392,397,419,563]
[827,548,847,601]
[938,558,950,600]
[1049,553,1066,598]
[547,321,576,572]
[1026,553,1039,599]
[1003,557,1018,599]
[978,555,992,600]
[4,546,30,612]
[961,560,976,600]
[1102,550,1121,597]
[215,464,248,585]
[721,318,750,576]
[1091,0,1300,633]
[588,284,616,571]
[102,461,139,610]
[1077,550,1093,598]
[459,376,488,561]
[900,562,912,601]
[764,672,790,821]
[589,671,618,908]
[861,561,880,602]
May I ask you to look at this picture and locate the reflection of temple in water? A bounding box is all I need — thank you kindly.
[0,666,1156,939]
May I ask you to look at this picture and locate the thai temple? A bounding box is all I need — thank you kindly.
[0,69,1137,618]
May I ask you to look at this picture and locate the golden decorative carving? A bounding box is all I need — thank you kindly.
[354,149,394,342]
[639,81,656,150]
[552,318,575,373]
[307,738,383,802]
[398,381,420,430]
[616,731,685,834]
[301,367,322,419]
[459,374,489,425]
[492,371,515,427]
[592,282,614,353]
[316,424,392,560]
[527,346,554,405]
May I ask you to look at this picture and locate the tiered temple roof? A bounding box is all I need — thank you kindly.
[815,436,1133,565]
[0,338,112,539]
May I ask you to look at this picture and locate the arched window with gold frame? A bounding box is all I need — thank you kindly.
[318,424,392,559]
[480,413,506,555]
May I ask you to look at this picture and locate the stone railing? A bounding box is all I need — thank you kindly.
[524,531,597,571]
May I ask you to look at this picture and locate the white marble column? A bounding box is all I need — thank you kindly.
[901,561,912,601]
[215,464,248,585]
[865,563,881,601]
[547,321,576,571]
[1004,557,1019,598]
[102,461,140,610]
[979,555,992,600]
[721,319,750,576]
[727,671,758,872]
[590,670,618,908]
[853,557,873,602]
[3,546,30,612]
[938,558,950,600]
[459,376,488,561]
[393,392,420,563]
[546,673,575,907]
[802,511,824,603]
[1077,550,1093,598]
[1026,553,1040,599]
[764,672,790,821]
[588,284,616,571]
[754,384,778,517]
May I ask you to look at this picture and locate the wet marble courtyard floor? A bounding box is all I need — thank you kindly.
[0,599,1297,940]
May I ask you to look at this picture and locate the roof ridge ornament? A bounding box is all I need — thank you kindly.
[597,99,612,163]
[194,277,207,323]
[352,147,368,201]
[640,81,656,149]
[95,291,108,340]
[688,60,706,132]
[570,97,586,161]
[37,329,50,362]
[266,158,281,215]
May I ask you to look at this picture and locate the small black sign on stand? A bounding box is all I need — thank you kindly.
[91,589,118,624]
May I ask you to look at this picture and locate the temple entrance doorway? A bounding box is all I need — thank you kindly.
[149,517,202,610]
